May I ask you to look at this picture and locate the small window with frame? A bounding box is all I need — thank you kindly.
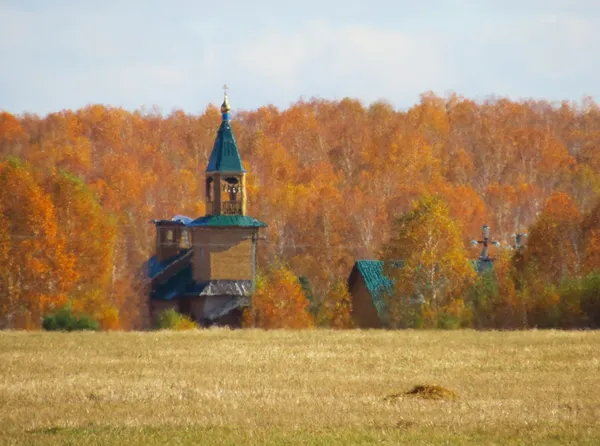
[180,229,190,248]
[165,229,174,245]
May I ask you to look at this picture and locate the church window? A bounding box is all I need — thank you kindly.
[206,177,213,201]
[180,229,190,248]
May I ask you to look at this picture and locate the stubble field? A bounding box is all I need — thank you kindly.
[0,329,599,445]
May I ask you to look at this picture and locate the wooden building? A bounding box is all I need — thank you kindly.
[348,260,394,328]
[147,92,266,327]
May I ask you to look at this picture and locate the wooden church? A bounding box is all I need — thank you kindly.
[147,92,267,327]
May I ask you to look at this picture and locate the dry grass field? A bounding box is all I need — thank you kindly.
[1,329,599,445]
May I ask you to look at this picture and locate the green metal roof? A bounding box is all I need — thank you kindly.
[206,119,245,173]
[187,215,267,228]
[354,260,396,322]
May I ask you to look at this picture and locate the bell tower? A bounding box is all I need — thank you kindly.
[205,85,247,216]
[189,87,266,296]
[149,87,266,328]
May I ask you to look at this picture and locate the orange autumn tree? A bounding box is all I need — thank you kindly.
[525,192,584,286]
[244,264,314,329]
[582,199,600,273]
[520,192,584,327]
[0,158,77,328]
[436,181,487,245]
[0,112,27,157]
[46,170,119,329]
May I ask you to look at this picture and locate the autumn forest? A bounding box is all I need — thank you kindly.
[1,92,600,330]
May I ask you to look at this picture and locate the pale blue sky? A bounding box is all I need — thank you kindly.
[1,0,599,115]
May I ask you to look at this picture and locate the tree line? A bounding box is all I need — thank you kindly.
[0,92,599,329]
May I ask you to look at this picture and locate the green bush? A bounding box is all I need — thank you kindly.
[435,312,462,330]
[42,306,99,331]
[398,302,425,329]
[581,271,600,327]
[465,271,497,328]
[156,309,197,330]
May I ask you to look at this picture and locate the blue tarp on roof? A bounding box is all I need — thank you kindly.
[147,249,192,279]
[151,263,193,300]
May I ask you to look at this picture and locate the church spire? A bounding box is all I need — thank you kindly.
[221,84,231,121]
[205,86,247,216]
[206,86,245,174]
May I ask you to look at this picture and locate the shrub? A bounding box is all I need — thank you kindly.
[42,306,99,331]
[580,271,600,327]
[156,309,197,330]
[445,298,472,329]
[316,280,353,329]
[243,265,314,329]
[466,270,502,328]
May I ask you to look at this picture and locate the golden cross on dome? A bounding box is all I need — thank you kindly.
[221,84,231,116]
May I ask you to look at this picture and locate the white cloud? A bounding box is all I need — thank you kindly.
[231,21,452,105]
[479,14,600,82]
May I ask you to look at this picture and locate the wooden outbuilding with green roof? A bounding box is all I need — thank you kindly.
[348,260,395,328]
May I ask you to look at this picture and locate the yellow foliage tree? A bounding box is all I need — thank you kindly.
[244,265,314,329]
[317,280,353,329]
[381,194,475,327]
[46,170,119,328]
